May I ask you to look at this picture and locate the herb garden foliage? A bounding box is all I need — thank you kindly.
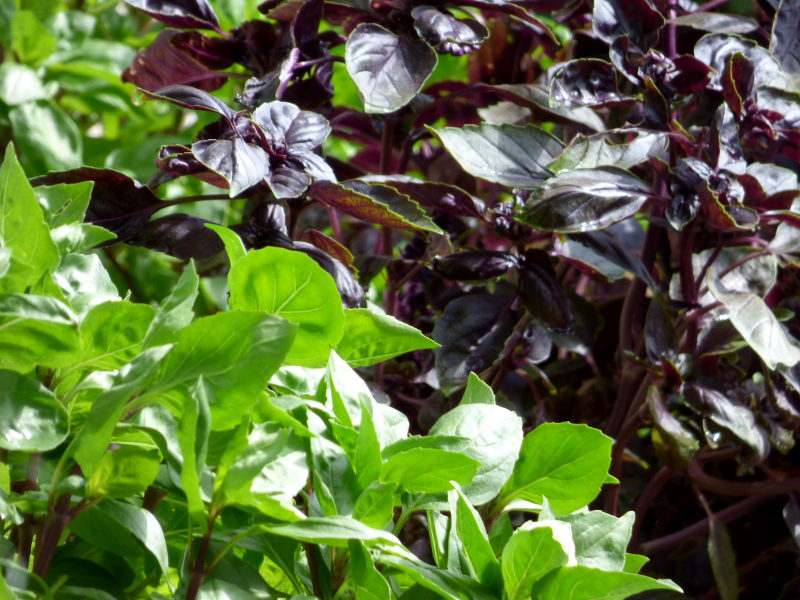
[1,0,800,597]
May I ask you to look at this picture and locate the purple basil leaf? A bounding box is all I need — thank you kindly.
[360,175,485,219]
[127,213,223,259]
[521,321,552,365]
[433,285,518,394]
[740,162,800,211]
[411,6,488,56]
[31,168,166,241]
[648,388,699,468]
[519,167,653,233]
[294,241,365,308]
[433,250,518,280]
[252,100,331,155]
[548,129,668,172]
[300,229,355,268]
[664,55,713,95]
[122,30,235,92]
[345,23,437,114]
[290,151,336,182]
[148,84,237,120]
[712,104,746,174]
[695,33,784,91]
[550,59,629,108]
[592,0,664,51]
[669,12,759,34]
[457,0,558,42]
[267,166,311,199]
[483,83,606,132]
[666,194,699,231]
[431,122,563,189]
[156,144,231,189]
[567,222,655,287]
[771,0,800,75]
[642,77,670,128]
[291,0,323,53]
[683,383,771,462]
[238,73,280,110]
[518,259,574,334]
[191,138,270,197]
[123,0,220,31]
[309,180,443,233]
[721,52,755,118]
[645,295,679,365]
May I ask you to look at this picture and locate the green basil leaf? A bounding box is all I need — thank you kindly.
[0,370,68,452]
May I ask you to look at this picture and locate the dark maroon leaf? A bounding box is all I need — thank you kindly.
[708,517,738,600]
[252,100,331,155]
[411,6,488,56]
[712,105,746,174]
[127,214,223,259]
[31,168,166,241]
[721,52,754,118]
[695,33,784,91]
[291,0,323,53]
[433,250,518,280]
[592,0,664,51]
[664,55,713,95]
[309,180,442,233]
[666,194,699,231]
[771,0,800,75]
[567,222,654,287]
[518,260,574,334]
[191,138,270,197]
[648,388,699,468]
[642,77,670,128]
[123,0,220,31]
[148,84,237,120]
[238,74,280,110]
[456,0,558,42]
[345,23,437,114]
[550,59,629,108]
[122,30,234,92]
[519,167,653,233]
[294,242,365,307]
[432,285,518,394]
[360,175,485,219]
[645,295,679,365]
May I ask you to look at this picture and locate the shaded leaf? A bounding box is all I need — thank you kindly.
[431,123,562,189]
[346,23,437,114]
[360,175,485,219]
[128,214,223,259]
[268,515,401,547]
[550,60,628,108]
[708,516,738,600]
[518,260,574,334]
[519,167,652,233]
[86,443,161,498]
[123,0,220,31]
[147,84,235,118]
[350,541,392,600]
[309,180,442,234]
[0,370,69,452]
[593,0,664,50]
[9,101,82,172]
[434,250,517,281]
[353,481,398,529]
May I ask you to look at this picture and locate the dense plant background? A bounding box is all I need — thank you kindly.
[2,0,800,598]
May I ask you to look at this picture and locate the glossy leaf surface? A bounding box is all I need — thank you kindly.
[0,370,69,452]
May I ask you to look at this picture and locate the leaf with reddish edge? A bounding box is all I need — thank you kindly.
[31,168,166,241]
[123,0,220,32]
[127,214,224,260]
[695,33,784,91]
[721,52,754,118]
[123,30,237,93]
[550,60,630,109]
[345,23,437,114]
[309,180,443,234]
[518,167,653,233]
[191,138,270,197]
[294,241,365,308]
[360,175,485,219]
[669,12,759,34]
[593,0,664,51]
[771,0,800,75]
[147,84,237,120]
[301,229,355,269]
